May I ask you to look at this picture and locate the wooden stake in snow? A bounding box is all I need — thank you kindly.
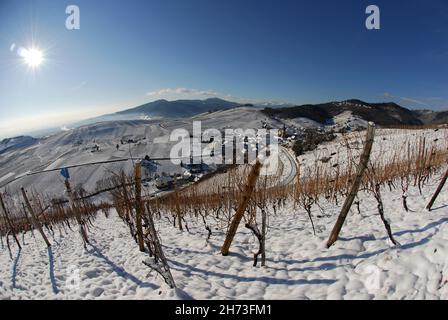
[426,167,448,211]
[173,178,183,232]
[0,193,22,250]
[21,187,51,248]
[261,207,267,267]
[221,160,262,256]
[134,161,145,252]
[326,122,375,248]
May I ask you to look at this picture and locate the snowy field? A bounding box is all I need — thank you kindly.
[1,170,447,300]
[0,108,282,198]
[1,111,447,300]
[297,127,448,174]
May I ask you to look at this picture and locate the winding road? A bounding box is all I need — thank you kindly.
[279,146,298,185]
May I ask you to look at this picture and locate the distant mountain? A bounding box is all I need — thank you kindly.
[115,98,241,118]
[256,101,295,109]
[46,98,448,142]
[0,136,38,154]
[262,99,426,126]
[412,109,448,125]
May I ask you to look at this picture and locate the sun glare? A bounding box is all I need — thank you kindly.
[22,48,44,68]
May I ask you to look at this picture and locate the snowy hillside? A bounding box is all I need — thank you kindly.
[0,127,447,300]
[115,98,240,119]
[0,108,284,197]
[0,136,37,155]
[0,166,447,299]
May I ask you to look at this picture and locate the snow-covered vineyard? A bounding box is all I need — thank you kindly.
[0,127,447,300]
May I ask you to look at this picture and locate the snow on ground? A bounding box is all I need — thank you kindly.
[297,128,448,174]
[0,136,38,155]
[1,171,447,300]
[0,108,282,198]
[0,172,14,184]
[283,117,324,130]
[332,111,368,131]
[1,114,447,300]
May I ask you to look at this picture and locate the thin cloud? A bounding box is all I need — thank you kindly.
[145,87,295,106]
[71,81,87,91]
[147,88,219,98]
[0,106,118,138]
[383,93,448,110]
[383,93,427,106]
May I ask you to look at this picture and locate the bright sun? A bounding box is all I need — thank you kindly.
[22,48,44,68]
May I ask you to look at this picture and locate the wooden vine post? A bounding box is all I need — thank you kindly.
[261,208,267,266]
[173,179,183,232]
[0,193,22,250]
[221,160,262,256]
[21,187,51,248]
[426,167,448,211]
[134,161,145,252]
[326,122,376,248]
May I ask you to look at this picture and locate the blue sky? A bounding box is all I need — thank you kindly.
[0,0,447,137]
